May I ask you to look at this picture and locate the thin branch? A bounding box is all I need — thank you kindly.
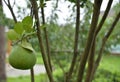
[85,1,113,82]
[95,0,113,35]
[77,0,103,82]
[66,0,80,81]
[104,11,120,39]
[3,0,17,22]
[41,7,52,72]
[91,11,120,82]
[30,0,54,82]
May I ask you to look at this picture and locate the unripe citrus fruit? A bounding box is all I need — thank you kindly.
[8,45,36,70]
[7,29,19,40]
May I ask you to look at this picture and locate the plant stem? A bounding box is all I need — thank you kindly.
[30,68,35,82]
[41,7,52,72]
[85,1,113,81]
[30,0,54,82]
[66,0,80,81]
[77,0,102,82]
[90,11,120,82]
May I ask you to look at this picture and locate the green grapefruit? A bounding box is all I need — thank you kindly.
[8,45,36,70]
[7,29,19,40]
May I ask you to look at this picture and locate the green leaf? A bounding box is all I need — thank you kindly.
[7,29,20,40]
[22,16,33,32]
[21,41,35,52]
[14,22,24,34]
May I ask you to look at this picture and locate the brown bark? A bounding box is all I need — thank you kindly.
[90,11,120,82]
[95,0,113,35]
[0,27,6,82]
[0,0,6,82]
[77,0,102,82]
[0,26,6,82]
[85,41,95,82]
[66,0,80,81]
[85,0,113,82]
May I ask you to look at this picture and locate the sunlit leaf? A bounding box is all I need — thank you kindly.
[22,16,33,32]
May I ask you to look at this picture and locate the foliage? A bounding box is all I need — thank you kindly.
[93,55,120,82]
[53,68,64,82]
[99,55,120,73]
[93,69,120,82]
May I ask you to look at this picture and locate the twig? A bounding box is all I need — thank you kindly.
[3,0,17,22]
[41,6,52,72]
[66,0,80,81]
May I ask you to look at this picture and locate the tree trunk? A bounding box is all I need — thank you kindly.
[0,0,6,82]
[0,26,6,82]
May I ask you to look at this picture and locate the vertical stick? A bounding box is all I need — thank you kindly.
[41,7,52,72]
[30,0,54,81]
[66,0,80,81]
[77,0,102,82]
[30,68,35,82]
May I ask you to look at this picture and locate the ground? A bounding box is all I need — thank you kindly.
[6,64,45,77]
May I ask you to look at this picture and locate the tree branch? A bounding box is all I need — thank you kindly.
[77,0,103,82]
[95,0,113,35]
[91,11,120,82]
[66,0,80,81]
[30,0,54,82]
[104,12,120,39]
[85,41,95,82]
[85,1,113,82]
[41,7,52,72]
[3,0,17,23]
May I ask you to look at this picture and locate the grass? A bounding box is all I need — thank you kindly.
[7,74,48,82]
[98,55,120,73]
